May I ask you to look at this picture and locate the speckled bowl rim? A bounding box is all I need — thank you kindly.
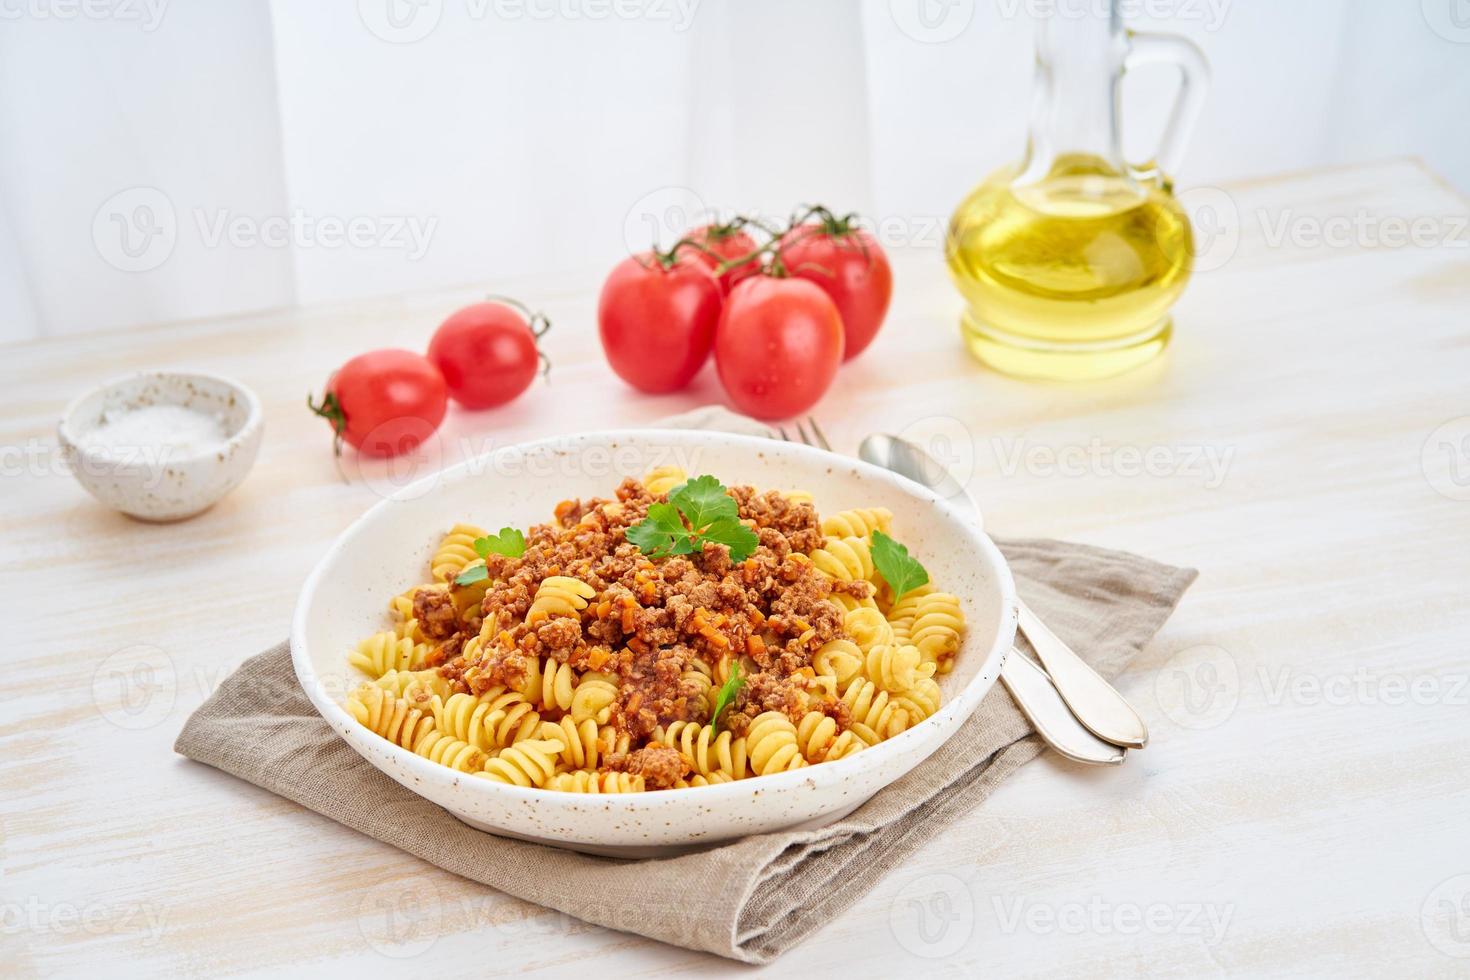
[57,369,264,467]
[292,429,1017,811]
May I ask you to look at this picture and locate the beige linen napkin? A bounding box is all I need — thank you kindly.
[175,408,1196,964]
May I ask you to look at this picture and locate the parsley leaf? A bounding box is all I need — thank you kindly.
[626,476,759,563]
[625,502,695,558]
[453,563,488,587]
[668,475,739,529]
[709,662,746,733]
[474,527,527,560]
[871,530,929,601]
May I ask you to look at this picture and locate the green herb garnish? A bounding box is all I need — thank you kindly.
[452,527,526,586]
[626,475,758,563]
[871,529,929,601]
[475,527,526,560]
[709,662,746,733]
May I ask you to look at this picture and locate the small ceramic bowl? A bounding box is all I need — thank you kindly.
[57,371,263,521]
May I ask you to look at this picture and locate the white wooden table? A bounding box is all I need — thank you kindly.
[4,160,1469,978]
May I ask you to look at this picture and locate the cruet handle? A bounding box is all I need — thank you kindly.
[1123,31,1210,188]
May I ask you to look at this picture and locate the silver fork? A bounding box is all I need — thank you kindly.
[777,415,1128,766]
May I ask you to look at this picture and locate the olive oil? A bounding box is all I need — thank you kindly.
[946,156,1193,380]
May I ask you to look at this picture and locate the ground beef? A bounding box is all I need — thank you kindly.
[608,744,688,790]
[436,479,853,748]
[413,587,460,640]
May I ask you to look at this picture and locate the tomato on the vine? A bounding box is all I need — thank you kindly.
[714,276,844,420]
[598,249,723,394]
[778,209,892,360]
[308,349,447,458]
[429,300,547,410]
[681,219,763,294]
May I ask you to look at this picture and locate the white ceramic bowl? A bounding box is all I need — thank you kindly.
[58,371,263,522]
[292,429,1017,857]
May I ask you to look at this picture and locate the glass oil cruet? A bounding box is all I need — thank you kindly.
[945,1,1210,380]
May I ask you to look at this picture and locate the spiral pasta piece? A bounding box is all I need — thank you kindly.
[431,524,486,582]
[570,673,619,725]
[372,668,454,703]
[526,576,596,626]
[522,656,577,713]
[746,712,807,775]
[863,643,932,694]
[795,711,864,763]
[548,770,644,794]
[889,591,965,674]
[655,721,748,781]
[541,717,602,770]
[430,692,500,751]
[893,677,942,723]
[475,688,543,747]
[783,490,814,505]
[413,730,487,772]
[821,507,892,539]
[844,606,894,653]
[346,685,436,750]
[840,678,911,745]
[813,638,864,688]
[349,630,430,679]
[478,738,564,787]
[641,464,687,497]
[808,536,876,583]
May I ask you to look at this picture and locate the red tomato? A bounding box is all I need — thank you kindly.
[715,276,844,420]
[778,218,892,360]
[598,251,723,393]
[309,349,447,458]
[428,301,544,409]
[681,221,762,294]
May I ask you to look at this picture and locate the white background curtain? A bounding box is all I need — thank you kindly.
[1,0,1466,344]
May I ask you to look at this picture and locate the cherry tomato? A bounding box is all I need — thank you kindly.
[428,301,545,410]
[309,349,447,458]
[715,276,844,420]
[598,251,722,394]
[680,220,762,294]
[778,214,892,360]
